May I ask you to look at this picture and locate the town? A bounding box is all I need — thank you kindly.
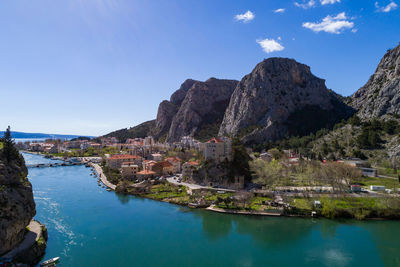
[17,134,400,220]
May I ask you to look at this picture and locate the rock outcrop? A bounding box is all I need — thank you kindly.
[166,78,238,142]
[0,153,36,256]
[219,58,354,144]
[352,44,400,119]
[154,79,197,139]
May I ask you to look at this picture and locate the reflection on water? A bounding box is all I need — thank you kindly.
[116,193,133,205]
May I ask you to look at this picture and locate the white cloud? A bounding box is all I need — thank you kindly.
[302,12,354,34]
[257,38,285,53]
[294,0,316,9]
[235,10,255,22]
[321,0,341,5]
[375,1,398,12]
[274,8,286,13]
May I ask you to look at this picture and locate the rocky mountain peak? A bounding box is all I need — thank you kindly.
[166,78,238,142]
[352,43,400,118]
[219,57,353,144]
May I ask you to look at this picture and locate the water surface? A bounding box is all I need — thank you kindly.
[24,153,400,267]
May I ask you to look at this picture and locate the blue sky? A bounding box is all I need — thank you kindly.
[1,0,399,136]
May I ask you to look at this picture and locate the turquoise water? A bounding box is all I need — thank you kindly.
[24,153,400,267]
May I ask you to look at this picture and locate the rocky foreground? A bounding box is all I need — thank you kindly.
[0,150,47,265]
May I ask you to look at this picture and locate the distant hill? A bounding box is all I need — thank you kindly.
[102,120,156,143]
[0,131,94,140]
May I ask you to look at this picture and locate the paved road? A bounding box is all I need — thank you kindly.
[2,220,42,259]
[91,163,116,190]
[166,176,236,192]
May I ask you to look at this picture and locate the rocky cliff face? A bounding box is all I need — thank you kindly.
[0,153,36,255]
[219,58,354,144]
[352,44,400,119]
[166,78,238,142]
[154,79,197,139]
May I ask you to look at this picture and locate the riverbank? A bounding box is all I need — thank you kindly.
[1,220,48,266]
[91,163,116,190]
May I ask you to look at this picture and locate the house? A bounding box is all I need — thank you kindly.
[201,137,232,163]
[142,160,157,171]
[152,161,174,176]
[106,154,143,169]
[121,162,139,180]
[165,157,181,173]
[182,161,199,179]
[137,169,156,180]
[151,153,163,162]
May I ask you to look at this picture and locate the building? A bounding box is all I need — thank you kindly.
[121,162,139,180]
[201,137,232,163]
[165,157,181,173]
[360,167,378,177]
[137,169,156,180]
[151,153,163,162]
[182,161,199,179]
[152,161,174,176]
[142,160,157,171]
[106,154,143,169]
[144,136,155,146]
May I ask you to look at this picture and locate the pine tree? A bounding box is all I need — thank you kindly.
[3,126,18,162]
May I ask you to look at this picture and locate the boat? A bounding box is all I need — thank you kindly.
[40,257,60,266]
[106,188,112,192]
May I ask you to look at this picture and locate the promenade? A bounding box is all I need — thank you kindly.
[91,163,116,190]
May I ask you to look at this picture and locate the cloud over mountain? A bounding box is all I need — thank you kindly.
[302,12,354,34]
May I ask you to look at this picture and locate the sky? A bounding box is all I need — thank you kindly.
[0,0,399,136]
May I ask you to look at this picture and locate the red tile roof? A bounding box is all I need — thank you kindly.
[207,138,223,143]
[137,170,156,175]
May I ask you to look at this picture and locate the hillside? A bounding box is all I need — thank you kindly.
[102,120,156,143]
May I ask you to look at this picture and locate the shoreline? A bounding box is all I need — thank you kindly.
[27,152,400,221]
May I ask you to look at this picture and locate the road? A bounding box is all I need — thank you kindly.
[166,176,236,192]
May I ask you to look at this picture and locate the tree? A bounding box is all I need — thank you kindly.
[2,126,19,162]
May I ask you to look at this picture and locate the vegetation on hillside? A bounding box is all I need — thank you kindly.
[102,120,156,143]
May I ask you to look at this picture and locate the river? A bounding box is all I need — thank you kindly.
[23,152,400,267]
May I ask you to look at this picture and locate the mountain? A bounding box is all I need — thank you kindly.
[153,79,197,139]
[166,78,238,142]
[102,120,156,143]
[0,131,93,140]
[352,43,400,119]
[219,58,354,144]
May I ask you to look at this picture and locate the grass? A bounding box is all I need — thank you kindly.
[144,184,187,200]
[0,142,3,150]
[37,236,45,245]
[357,176,399,189]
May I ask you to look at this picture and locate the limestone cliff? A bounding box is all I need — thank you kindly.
[219,58,354,144]
[166,78,238,142]
[352,43,400,118]
[0,152,36,255]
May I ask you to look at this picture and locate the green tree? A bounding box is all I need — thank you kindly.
[2,126,19,162]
